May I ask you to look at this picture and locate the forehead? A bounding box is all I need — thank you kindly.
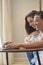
[34,15,40,20]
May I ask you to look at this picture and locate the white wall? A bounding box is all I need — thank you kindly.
[41,0,43,11]
[0,0,1,38]
[0,0,3,65]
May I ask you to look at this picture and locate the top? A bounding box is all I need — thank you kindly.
[25,30,43,65]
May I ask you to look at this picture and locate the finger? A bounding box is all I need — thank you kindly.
[5,44,11,49]
[3,41,13,47]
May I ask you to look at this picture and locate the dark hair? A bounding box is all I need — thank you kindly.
[35,11,43,20]
[25,10,37,34]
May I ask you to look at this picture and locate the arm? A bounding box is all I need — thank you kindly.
[3,40,43,49]
[20,41,43,49]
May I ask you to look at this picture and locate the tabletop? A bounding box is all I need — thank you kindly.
[0,47,43,52]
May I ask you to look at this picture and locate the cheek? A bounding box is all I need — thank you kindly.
[37,23,42,29]
[31,22,34,25]
[29,22,32,25]
[29,23,32,26]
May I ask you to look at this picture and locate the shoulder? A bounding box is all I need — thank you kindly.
[30,31,38,37]
[24,35,31,43]
[24,35,29,42]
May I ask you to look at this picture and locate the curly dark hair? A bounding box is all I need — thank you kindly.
[25,10,38,34]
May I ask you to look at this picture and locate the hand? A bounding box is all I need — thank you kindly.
[3,41,14,48]
[3,43,20,49]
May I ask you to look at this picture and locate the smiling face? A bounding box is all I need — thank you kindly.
[25,10,38,34]
[27,17,36,29]
[34,15,43,32]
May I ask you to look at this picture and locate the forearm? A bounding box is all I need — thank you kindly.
[3,41,43,49]
[20,41,43,49]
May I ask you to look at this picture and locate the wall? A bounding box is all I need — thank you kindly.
[0,0,3,65]
[41,0,43,11]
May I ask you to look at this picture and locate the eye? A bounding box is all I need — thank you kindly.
[30,20,33,22]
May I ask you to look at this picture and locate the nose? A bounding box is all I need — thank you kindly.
[35,22,38,25]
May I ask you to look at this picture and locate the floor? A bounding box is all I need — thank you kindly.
[11,53,29,65]
[12,58,29,65]
[9,52,43,65]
